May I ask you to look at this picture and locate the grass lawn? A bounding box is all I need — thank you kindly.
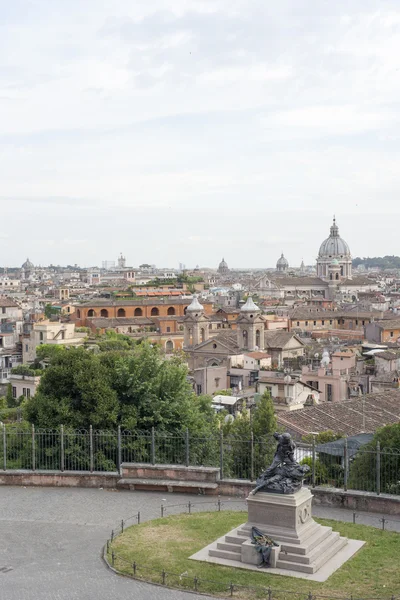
[108,511,400,598]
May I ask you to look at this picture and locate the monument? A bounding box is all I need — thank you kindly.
[191,433,364,581]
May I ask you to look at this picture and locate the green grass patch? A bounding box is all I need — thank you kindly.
[108,511,400,598]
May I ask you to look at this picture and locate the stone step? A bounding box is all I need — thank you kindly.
[239,521,321,545]
[209,548,242,561]
[217,541,242,553]
[280,532,340,565]
[280,526,333,556]
[225,534,246,545]
[276,537,348,574]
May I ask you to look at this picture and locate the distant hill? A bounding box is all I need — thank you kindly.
[353,256,400,270]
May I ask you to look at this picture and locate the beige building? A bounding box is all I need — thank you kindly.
[9,373,41,401]
[22,321,87,362]
[257,376,320,411]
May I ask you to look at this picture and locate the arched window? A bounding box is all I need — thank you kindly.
[167,307,176,316]
[117,308,126,317]
[165,340,174,354]
[243,330,248,349]
[100,309,109,318]
[330,273,333,280]
[39,332,44,341]
[335,273,339,280]
[88,309,96,317]
[134,307,143,316]
[340,266,344,276]
[151,307,159,316]
[184,306,189,314]
[76,309,81,319]
[200,328,205,342]
[255,330,261,348]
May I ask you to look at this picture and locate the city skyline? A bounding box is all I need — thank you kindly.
[2,2,400,265]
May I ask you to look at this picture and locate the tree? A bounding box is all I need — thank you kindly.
[252,392,277,438]
[24,347,119,429]
[349,423,400,494]
[301,430,342,445]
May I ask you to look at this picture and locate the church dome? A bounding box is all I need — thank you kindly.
[22,258,34,270]
[218,257,229,273]
[318,218,350,258]
[240,296,260,313]
[276,253,289,268]
[186,295,204,313]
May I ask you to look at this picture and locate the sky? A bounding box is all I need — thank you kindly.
[1,0,400,269]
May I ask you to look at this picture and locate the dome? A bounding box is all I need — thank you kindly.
[277,253,289,268]
[22,258,34,269]
[219,258,227,268]
[186,295,204,313]
[318,218,350,258]
[240,296,260,313]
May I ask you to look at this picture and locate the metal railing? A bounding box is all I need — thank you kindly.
[0,426,399,497]
[104,499,400,600]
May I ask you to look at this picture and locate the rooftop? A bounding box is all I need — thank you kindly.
[277,390,400,436]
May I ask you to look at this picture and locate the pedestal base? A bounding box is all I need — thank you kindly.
[190,487,365,580]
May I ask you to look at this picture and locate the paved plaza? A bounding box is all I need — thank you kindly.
[0,486,399,600]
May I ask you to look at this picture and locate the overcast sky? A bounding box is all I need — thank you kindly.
[1,1,400,269]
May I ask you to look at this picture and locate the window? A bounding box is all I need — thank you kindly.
[39,332,44,341]
[255,330,261,347]
[25,344,28,352]
[1,307,5,314]
[329,320,333,325]
[23,388,27,397]
[305,321,308,326]
[214,378,220,388]
[117,308,126,317]
[212,343,217,349]
[76,309,81,319]
[165,340,174,353]
[390,331,394,338]
[196,385,202,395]
[355,320,358,325]
[100,309,109,317]
[326,383,333,401]
[151,307,159,316]
[322,320,324,325]
[167,307,175,316]
[88,309,96,317]
[166,326,170,333]
[134,308,143,316]
[362,320,365,326]
[296,321,300,327]
[27,388,31,399]
[12,386,17,399]
[313,321,316,326]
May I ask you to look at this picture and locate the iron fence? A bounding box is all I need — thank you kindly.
[0,425,399,497]
[105,499,400,600]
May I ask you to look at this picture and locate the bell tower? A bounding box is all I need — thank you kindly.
[236,297,265,351]
[183,296,209,347]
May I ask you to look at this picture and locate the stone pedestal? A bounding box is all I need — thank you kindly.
[246,487,313,542]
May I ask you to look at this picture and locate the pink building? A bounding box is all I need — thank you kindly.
[301,350,356,402]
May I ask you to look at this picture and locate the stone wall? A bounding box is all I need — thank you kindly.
[0,470,399,515]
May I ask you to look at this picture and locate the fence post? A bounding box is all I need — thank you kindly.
[219,429,224,480]
[32,424,36,471]
[151,427,155,465]
[60,425,64,472]
[343,437,348,492]
[250,430,254,482]
[89,425,94,473]
[311,435,316,488]
[117,425,122,475]
[185,428,190,467]
[2,425,6,471]
[376,441,381,496]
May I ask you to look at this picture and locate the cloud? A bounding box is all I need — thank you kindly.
[1,1,400,267]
